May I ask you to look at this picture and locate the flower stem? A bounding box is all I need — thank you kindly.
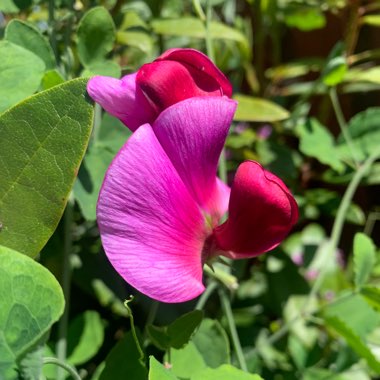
[195,281,218,310]
[56,195,74,380]
[329,87,359,166]
[219,288,248,372]
[43,357,81,380]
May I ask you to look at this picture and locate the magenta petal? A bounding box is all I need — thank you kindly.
[87,74,157,131]
[153,97,237,220]
[214,161,299,258]
[97,124,207,303]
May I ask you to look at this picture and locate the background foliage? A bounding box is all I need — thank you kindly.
[1,0,380,379]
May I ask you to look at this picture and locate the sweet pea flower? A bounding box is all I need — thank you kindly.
[87,48,232,131]
[96,97,298,303]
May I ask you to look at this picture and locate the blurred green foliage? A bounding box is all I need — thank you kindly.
[1,0,380,379]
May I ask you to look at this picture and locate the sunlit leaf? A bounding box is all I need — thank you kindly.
[148,357,178,380]
[191,364,263,380]
[354,233,376,289]
[0,41,45,113]
[0,78,94,257]
[297,118,345,172]
[324,315,380,373]
[233,94,289,122]
[67,311,105,365]
[0,245,64,379]
[5,19,56,70]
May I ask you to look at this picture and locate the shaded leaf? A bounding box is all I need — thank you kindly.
[361,286,380,311]
[0,245,64,379]
[167,310,203,349]
[77,6,116,66]
[0,78,94,257]
[99,331,147,380]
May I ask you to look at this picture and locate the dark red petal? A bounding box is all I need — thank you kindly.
[156,48,232,97]
[136,49,232,112]
[214,161,298,258]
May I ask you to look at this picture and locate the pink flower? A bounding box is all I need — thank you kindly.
[96,97,298,303]
[87,48,232,131]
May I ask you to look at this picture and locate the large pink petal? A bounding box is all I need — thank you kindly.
[87,73,157,131]
[214,161,299,258]
[152,97,237,222]
[97,124,208,303]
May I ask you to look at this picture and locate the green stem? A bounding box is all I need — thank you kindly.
[219,288,248,372]
[205,0,214,63]
[307,146,380,303]
[124,297,144,363]
[203,0,228,185]
[195,281,218,310]
[329,87,359,166]
[91,103,102,145]
[56,195,74,380]
[43,357,81,380]
[48,0,58,60]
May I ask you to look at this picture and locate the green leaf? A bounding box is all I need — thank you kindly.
[5,20,56,70]
[151,18,250,58]
[323,293,380,338]
[361,286,380,311]
[0,78,94,257]
[297,118,345,172]
[67,311,105,365]
[362,15,380,27]
[77,6,116,67]
[99,331,147,380]
[0,41,45,113]
[337,107,380,162]
[149,357,178,380]
[191,364,263,380]
[41,69,65,90]
[354,233,376,288]
[284,7,326,31]
[74,113,131,221]
[0,245,64,379]
[73,145,114,221]
[324,315,380,373]
[322,56,347,86]
[169,342,207,378]
[116,31,153,54]
[147,325,171,351]
[148,311,203,351]
[82,60,121,78]
[192,319,230,368]
[233,94,289,122]
[167,310,203,349]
